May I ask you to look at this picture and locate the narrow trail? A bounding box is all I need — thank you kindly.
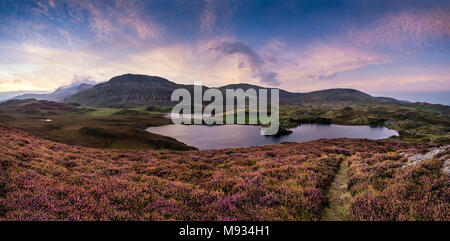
[321,160,351,221]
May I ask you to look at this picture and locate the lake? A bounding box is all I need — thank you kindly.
[146,124,399,150]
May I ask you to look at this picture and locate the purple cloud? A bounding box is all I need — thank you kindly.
[213,41,280,86]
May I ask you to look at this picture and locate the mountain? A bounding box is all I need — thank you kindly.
[218,83,302,98]
[66,74,301,107]
[300,88,372,102]
[12,82,94,102]
[65,73,400,107]
[65,74,186,107]
[0,90,50,102]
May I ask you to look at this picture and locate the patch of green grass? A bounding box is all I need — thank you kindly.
[86,108,121,116]
[87,106,172,117]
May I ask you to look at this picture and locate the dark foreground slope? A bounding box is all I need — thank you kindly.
[0,125,447,221]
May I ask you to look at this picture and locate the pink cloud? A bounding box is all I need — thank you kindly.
[337,74,450,92]
[201,0,217,33]
[78,0,161,43]
[263,42,390,84]
[199,0,235,35]
[48,0,55,8]
[212,41,280,85]
[348,9,450,51]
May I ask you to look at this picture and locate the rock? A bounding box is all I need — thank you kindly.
[274,127,293,137]
[402,145,449,168]
[442,158,450,176]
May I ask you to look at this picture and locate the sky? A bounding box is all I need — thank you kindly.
[0,0,449,97]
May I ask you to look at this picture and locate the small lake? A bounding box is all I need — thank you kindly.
[146,124,399,150]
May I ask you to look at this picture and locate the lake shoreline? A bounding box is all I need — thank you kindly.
[146,123,399,150]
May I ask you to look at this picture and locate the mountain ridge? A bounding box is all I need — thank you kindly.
[12,82,94,102]
[0,90,50,102]
[65,73,391,107]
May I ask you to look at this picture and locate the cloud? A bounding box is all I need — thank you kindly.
[200,0,217,33]
[199,0,236,36]
[213,41,280,86]
[0,39,387,91]
[128,40,260,86]
[334,74,450,92]
[307,72,338,81]
[262,40,389,86]
[0,40,253,91]
[0,43,106,91]
[259,72,279,86]
[57,29,84,49]
[262,8,449,88]
[259,8,450,91]
[1,1,448,94]
[81,0,161,43]
[300,45,389,80]
[34,1,51,18]
[347,9,450,52]
[48,0,55,8]
[65,75,97,87]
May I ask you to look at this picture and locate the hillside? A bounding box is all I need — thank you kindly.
[0,99,194,150]
[13,83,93,102]
[218,83,303,100]
[301,89,373,102]
[0,90,49,102]
[0,99,76,115]
[65,74,188,107]
[65,73,395,107]
[0,124,447,221]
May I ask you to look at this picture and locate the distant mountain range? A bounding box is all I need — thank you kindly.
[8,73,444,108]
[12,81,94,102]
[65,73,400,107]
[0,90,50,102]
[65,74,184,107]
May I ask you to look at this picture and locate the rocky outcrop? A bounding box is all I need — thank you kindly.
[443,158,450,176]
[402,145,450,176]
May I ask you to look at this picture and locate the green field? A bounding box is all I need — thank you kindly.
[0,99,449,151]
[0,104,194,150]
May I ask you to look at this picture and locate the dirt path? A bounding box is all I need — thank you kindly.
[321,160,351,221]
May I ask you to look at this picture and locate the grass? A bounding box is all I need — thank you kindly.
[0,98,448,221]
[0,103,194,150]
[347,148,449,221]
[0,124,444,221]
[321,160,351,221]
[1,100,449,151]
[86,108,120,116]
[278,103,450,143]
[86,106,173,117]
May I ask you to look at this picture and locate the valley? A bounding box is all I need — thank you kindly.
[0,74,448,221]
[0,75,448,151]
[0,101,194,150]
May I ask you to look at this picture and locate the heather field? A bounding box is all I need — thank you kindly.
[0,124,447,221]
[348,147,450,220]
